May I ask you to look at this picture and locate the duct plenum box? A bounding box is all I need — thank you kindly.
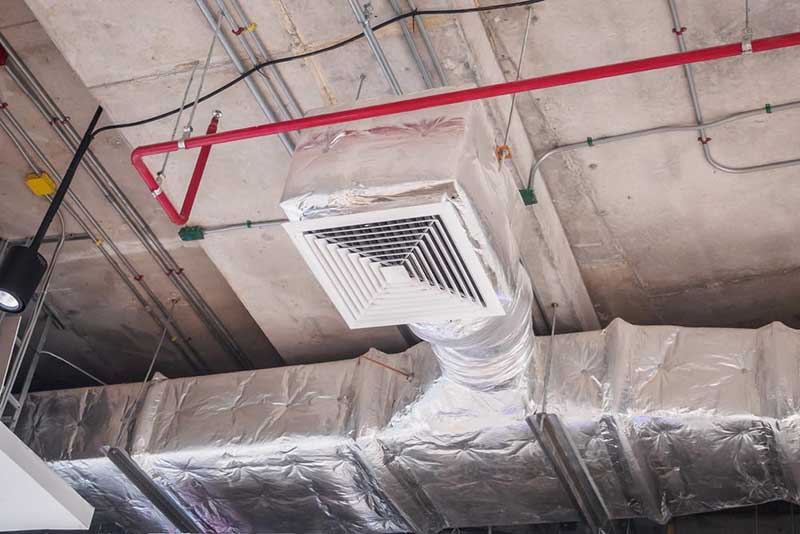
[281,96,522,328]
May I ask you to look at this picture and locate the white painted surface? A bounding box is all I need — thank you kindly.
[0,423,93,531]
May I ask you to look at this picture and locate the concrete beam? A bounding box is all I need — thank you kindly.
[457,10,600,332]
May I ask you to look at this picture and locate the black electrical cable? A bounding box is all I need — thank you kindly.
[92,0,543,137]
[31,106,103,251]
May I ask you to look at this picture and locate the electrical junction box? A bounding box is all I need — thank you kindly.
[25,172,57,197]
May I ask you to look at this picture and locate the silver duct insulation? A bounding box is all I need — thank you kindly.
[17,319,800,533]
[280,96,535,390]
[409,263,535,390]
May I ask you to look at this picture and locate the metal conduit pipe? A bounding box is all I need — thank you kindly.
[194,0,295,154]
[0,53,255,372]
[225,0,303,119]
[347,0,403,95]
[203,218,287,235]
[406,0,448,85]
[178,218,288,241]
[0,212,64,416]
[0,117,203,373]
[213,0,295,122]
[4,67,250,372]
[667,0,800,174]
[0,108,207,373]
[527,100,800,187]
[0,36,273,370]
[7,233,90,246]
[387,0,434,89]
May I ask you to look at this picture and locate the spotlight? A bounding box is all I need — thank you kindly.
[0,246,47,313]
[0,106,103,314]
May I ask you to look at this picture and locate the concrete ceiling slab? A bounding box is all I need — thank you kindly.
[12,0,800,389]
[0,0,35,30]
[483,0,800,328]
[26,237,278,390]
[18,0,599,368]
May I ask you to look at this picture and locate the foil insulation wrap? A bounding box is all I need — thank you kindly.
[280,97,534,390]
[17,319,800,532]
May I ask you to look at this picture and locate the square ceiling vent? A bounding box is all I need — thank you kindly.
[284,203,505,328]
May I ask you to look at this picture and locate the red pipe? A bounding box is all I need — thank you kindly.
[151,112,220,224]
[132,31,800,225]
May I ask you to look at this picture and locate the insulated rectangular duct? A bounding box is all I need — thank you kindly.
[16,319,800,533]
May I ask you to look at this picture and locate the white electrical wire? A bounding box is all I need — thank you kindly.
[39,350,107,386]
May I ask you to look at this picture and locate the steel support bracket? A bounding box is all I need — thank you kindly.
[742,29,754,54]
[104,446,206,533]
[527,414,617,533]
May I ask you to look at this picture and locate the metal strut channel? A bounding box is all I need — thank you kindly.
[104,446,207,533]
[527,414,617,533]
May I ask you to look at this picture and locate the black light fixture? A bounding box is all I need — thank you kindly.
[0,106,103,313]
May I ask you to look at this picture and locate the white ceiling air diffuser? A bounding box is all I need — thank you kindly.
[284,203,505,328]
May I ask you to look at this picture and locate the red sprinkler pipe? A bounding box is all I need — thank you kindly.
[132,31,800,225]
[153,111,221,225]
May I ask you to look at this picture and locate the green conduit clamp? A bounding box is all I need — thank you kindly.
[586,136,594,147]
[519,188,537,206]
[245,220,253,228]
[178,225,205,241]
[765,103,773,114]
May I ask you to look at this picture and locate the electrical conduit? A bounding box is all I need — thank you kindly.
[0,34,277,370]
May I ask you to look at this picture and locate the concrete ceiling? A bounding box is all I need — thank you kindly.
[1,0,799,389]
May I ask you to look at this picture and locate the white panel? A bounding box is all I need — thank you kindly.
[0,423,94,531]
[284,203,504,328]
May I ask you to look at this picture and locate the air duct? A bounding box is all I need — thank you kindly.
[17,319,800,532]
[280,97,535,391]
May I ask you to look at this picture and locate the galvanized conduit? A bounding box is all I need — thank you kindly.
[202,218,287,237]
[387,0,435,89]
[0,34,274,371]
[4,65,256,371]
[667,0,800,174]
[226,0,303,120]
[347,0,403,95]
[406,0,448,86]
[384,0,447,89]
[195,0,295,154]
[527,100,800,185]
[0,107,206,373]
[527,10,800,188]
[214,0,300,122]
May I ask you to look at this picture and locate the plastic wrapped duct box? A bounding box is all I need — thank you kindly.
[281,97,535,390]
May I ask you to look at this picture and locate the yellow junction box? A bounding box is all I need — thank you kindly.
[25,172,57,196]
